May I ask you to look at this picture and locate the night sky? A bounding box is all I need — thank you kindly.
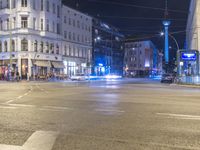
[63,0,190,50]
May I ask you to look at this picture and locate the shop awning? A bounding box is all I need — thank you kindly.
[0,60,17,66]
[52,61,65,69]
[34,61,51,67]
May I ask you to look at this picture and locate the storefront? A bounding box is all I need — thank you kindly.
[63,57,88,77]
[0,52,63,80]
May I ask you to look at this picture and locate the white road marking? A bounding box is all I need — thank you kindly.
[43,106,73,110]
[4,99,15,104]
[157,113,200,120]
[3,86,33,104]
[0,144,21,150]
[22,131,58,150]
[8,104,36,108]
[95,109,125,113]
[17,96,23,99]
[36,84,49,93]
[0,131,58,150]
[39,108,66,112]
[0,106,17,109]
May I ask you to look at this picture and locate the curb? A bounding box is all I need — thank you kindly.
[171,83,200,89]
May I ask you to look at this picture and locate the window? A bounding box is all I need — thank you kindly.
[33,0,36,9]
[52,3,55,14]
[52,21,55,32]
[0,1,2,9]
[50,43,54,54]
[46,42,49,53]
[6,0,9,8]
[21,0,27,7]
[56,44,59,54]
[21,39,28,51]
[0,41,2,52]
[64,45,67,56]
[7,19,9,30]
[46,0,49,12]
[73,19,75,27]
[75,48,78,57]
[67,46,70,56]
[57,23,60,34]
[21,17,28,28]
[57,5,60,17]
[64,31,67,39]
[4,41,7,52]
[77,20,80,28]
[73,33,75,41]
[13,17,16,29]
[0,20,3,30]
[33,18,36,30]
[77,34,80,42]
[34,40,38,52]
[13,0,16,8]
[41,19,43,30]
[69,32,71,40]
[12,40,15,52]
[64,16,67,24]
[69,18,71,25]
[40,42,44,53]
[41,0,43,11]
[46,19,49,31]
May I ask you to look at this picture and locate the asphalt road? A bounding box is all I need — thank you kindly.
[0,79,200,150]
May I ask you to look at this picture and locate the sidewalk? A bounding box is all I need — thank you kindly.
[171,83,200,88]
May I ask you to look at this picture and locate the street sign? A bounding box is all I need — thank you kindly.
[181,52,197,61]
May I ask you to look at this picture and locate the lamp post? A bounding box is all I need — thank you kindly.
[9,0,13,81]
[160,32,180,50]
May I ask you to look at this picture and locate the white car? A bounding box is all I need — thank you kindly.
[70,74,88,81]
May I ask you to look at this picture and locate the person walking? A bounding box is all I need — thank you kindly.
[16,72,19,82]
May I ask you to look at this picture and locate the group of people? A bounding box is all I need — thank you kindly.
[0,72,68,81]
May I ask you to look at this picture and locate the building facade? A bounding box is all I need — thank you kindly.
[0,0,92,79]
[92,18,124,76]
[124,40,162,77]
[186,0,200,50]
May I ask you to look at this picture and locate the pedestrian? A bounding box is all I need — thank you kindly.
[16,72,19,82]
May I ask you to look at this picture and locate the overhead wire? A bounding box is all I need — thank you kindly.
[88,0,189,14]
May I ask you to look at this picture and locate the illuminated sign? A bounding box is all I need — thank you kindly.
[181,52,197,61]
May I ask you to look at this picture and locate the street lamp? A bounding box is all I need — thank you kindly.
[9,0,13,81]
[160,32,180,50]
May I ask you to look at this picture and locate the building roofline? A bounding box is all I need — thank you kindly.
[62,4,93,19]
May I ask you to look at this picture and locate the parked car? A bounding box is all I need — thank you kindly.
[70,74,88,81]
[161,74,175,83]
